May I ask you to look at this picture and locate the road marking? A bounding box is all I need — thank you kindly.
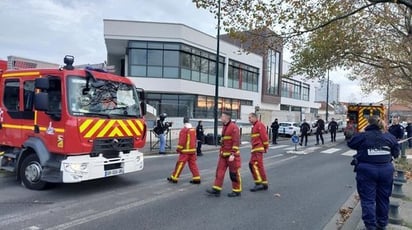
[269,145,288,149]
[321,148,341,154]
[341,150,356,157]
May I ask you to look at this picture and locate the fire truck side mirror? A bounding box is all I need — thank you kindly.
[35,78,50,90]
[34,92,49,111]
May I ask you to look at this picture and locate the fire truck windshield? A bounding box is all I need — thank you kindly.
[67,76,141,117]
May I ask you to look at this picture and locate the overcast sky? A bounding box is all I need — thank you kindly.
[0,0,382,102]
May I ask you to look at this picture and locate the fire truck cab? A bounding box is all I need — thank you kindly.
[344,103,386,140]
[0,56,147,190]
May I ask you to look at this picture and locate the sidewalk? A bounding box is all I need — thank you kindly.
[341,149,412,230]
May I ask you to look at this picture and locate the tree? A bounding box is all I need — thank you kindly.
[193,0,412,103]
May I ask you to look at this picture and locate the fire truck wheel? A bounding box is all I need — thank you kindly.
[20,154,47,190]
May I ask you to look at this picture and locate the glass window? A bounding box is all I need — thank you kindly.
[181,68,191,80]
[23,80,35,111]
[147,66,162,77]
[148,42,163,49]
[164,43,180,50]
[163,67,179,78]
[180,52,191,69]
[129,49,147,65]
[148,50,163,66]
[191,55,200,71]
[130,65,146,77]
[164,51,179,66]
[4,80,19,111]
[129,41,147,48]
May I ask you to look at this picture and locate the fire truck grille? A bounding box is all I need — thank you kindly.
[92,137,134,154]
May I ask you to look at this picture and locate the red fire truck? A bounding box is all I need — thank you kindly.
[344,103,386,139]
[0,56,147,190]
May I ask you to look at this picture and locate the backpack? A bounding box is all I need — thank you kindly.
[153,126,162,135]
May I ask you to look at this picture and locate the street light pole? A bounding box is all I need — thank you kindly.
[213,0,221,146]
[325,69,329,122]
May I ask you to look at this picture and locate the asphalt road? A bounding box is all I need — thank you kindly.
[0,133,357,230]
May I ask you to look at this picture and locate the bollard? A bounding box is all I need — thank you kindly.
[392,181,405,198]
[394,170,407,183]
[389,200,403,225]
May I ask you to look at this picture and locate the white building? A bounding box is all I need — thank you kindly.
[103,19,319,124]
[315,80,340,104]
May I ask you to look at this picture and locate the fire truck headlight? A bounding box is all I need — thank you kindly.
[63,163,89,173]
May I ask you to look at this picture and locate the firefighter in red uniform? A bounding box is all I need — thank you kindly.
[206,111,242,197]
[167,117,201,184]
[248,113,269,192]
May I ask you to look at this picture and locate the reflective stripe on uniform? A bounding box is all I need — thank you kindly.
[251,147,265,152]
[212,185,222,191]
[251,133,260,137]
[222,136,232,140]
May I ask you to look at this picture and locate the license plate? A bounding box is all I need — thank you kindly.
[104,168,124,177]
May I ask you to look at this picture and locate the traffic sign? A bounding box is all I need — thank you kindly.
[291,135,299,144]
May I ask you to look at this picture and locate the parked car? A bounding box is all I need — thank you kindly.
[278,122,301,137]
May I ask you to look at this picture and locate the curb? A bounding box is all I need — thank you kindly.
[323,191,360,230]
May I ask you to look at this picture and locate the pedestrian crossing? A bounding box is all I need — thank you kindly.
[268,143,356,157]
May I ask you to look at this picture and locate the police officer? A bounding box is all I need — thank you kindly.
[347,117,399,230]
[314,116,325,145]
[328,118,338,142]
[388,117,404,140]
[299,119,310,146]
[271,118,279,144]
[206,111,242,197]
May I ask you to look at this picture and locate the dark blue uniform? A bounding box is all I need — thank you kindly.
[347,124,399,229]
[388,124,404,140]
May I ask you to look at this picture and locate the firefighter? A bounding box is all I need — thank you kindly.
[347,117,399,230]
[167,117,201,184]
[206,111,242,197]
[248,113,269,192]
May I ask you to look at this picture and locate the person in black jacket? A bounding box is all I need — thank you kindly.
[299,119,310,146]
[196,120,205,156]
[406,121,412,148]
[347,117,399,230]
[388,117,404,140]
[314,116,325,145]
[327,118,339,142]
[270,118,279,144]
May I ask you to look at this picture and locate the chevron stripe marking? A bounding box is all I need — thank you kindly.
[79,119,93,133]
[109,126,123,137]
[97,120,116,138]
[127,120,141,136]
[85,119,105,138]
[117,120,133,136]
[135,120,144,131]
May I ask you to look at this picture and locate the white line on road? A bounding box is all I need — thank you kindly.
[321,148,341,154]
[269,145,288,149]
[341,150,356,157]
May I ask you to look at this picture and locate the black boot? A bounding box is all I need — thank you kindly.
[227,191,241,197]
[166,177,177,183]
[206,188,221,197]
[189,180,201,184]
[250,184,268,192]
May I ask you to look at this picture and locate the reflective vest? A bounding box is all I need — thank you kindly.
[176,124,197,154]
[220,121,240,157]
[251,121,269,153]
